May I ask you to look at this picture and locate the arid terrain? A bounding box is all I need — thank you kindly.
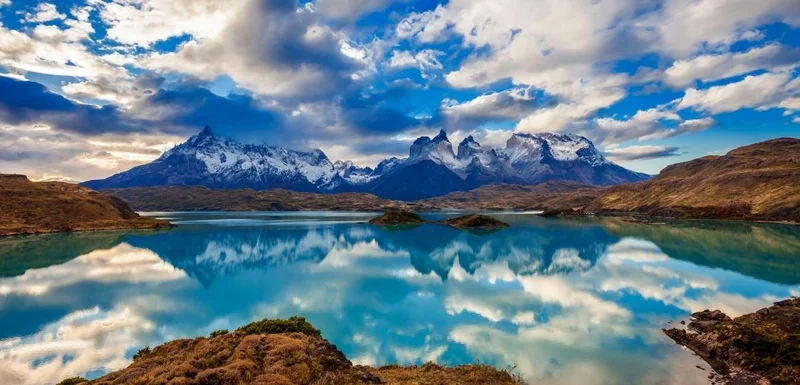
[0,174,170,236]
[59,317,522,385]
[664,298,800,385]
[103,181,602,213]
[103,186,412,212]
[587,138,800,222]
[417,181,603,211]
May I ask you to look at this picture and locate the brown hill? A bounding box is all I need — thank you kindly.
[417,181,604,211]
[0,174,170,236]
[587,138,800,221]
[61,316,522,385]
[104,186,412,212]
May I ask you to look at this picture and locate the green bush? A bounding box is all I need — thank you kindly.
[210,329,229,337]
[237,316,320,337]
[133,346,152,361]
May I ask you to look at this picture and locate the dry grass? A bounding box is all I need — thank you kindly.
[103,186,412,212]
[0,174,170,236]
[71,317,524,385]
[587,138,800,222]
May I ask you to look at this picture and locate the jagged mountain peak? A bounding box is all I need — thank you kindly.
[457,135,483,160]
[84,126,648,201]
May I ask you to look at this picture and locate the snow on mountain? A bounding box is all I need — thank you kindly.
[333,160,377,185]
[83,126,338,191]
[83,126,648,199]
[408,130,463,169]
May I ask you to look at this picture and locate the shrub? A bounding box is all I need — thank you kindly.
[237,316,320,337]
[133,346,152,361]
[210,329,229,338]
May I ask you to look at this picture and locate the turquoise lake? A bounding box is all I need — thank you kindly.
[1,212,799,385]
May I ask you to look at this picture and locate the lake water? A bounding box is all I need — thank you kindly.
[1,212,799,385]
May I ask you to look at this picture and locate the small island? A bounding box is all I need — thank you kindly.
[369,210,426,225]
[444,214,509,229]
[663,298,800,384]
[59,316,523,385]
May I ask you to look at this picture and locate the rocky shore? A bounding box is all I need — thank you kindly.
[664,298,800,385]
[58,317,523,385]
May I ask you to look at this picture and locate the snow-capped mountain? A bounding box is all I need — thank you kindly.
[83,126,340,191]
[83,126,648,200]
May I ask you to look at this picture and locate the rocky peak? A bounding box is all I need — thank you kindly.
[409,130,457,166]
[457,136,483,160]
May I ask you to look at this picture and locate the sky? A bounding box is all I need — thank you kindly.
[0,0,798,182]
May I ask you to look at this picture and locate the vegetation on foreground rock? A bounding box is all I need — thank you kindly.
[368,210,426,225]
[664,297,800,384]
[444,214,509,229]
[61,316,524,385]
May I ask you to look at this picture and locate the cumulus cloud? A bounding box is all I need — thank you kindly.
[604,145,682,161]
[95,0,246,47]
[141,0,363,99]
[313,0,391,20]
[664,44,800,87]
[677,71,798,114]
[440,88,543,128]
[24,3,65,23]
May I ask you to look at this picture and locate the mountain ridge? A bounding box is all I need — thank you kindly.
[586,137,800,221]
[83,126,649,200]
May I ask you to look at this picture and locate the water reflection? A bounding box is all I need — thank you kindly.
[1,214,798,385]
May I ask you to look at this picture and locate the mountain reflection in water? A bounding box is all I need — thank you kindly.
[1,213,798,385]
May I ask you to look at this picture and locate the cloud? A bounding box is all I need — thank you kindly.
[439,88,543,128]
[664,44,800,87]
[604,145,682,161]
[141,0,363,99]
[24,3,65,23]
[0,77,144,135]
[95,0,245,47]
[387,49,444,72]
[677,71,796,114]
[313,0,391,20]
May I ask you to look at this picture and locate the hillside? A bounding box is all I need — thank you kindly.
[61,317,522,385]
[418,181,604,211]
[587,138,800,221]
[103,185,412,212]
[0,174,170,236]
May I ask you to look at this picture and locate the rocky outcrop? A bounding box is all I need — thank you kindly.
[664,298,800,384]
[60,317,523,385]
[0,174,170,236]
[444,214,509,229]
[369,211,425,225]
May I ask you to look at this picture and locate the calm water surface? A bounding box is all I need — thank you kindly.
[1,212,799,385]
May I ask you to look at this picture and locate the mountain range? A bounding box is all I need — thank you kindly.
[82,126,649,200]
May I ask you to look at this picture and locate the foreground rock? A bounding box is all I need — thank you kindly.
[587,138,800,222]
[444,214,509,229]
[663,298,800,385]
[59,316,522,385]
[104,186,411,212]
[0,174,170,236]
[369,211,426,225]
